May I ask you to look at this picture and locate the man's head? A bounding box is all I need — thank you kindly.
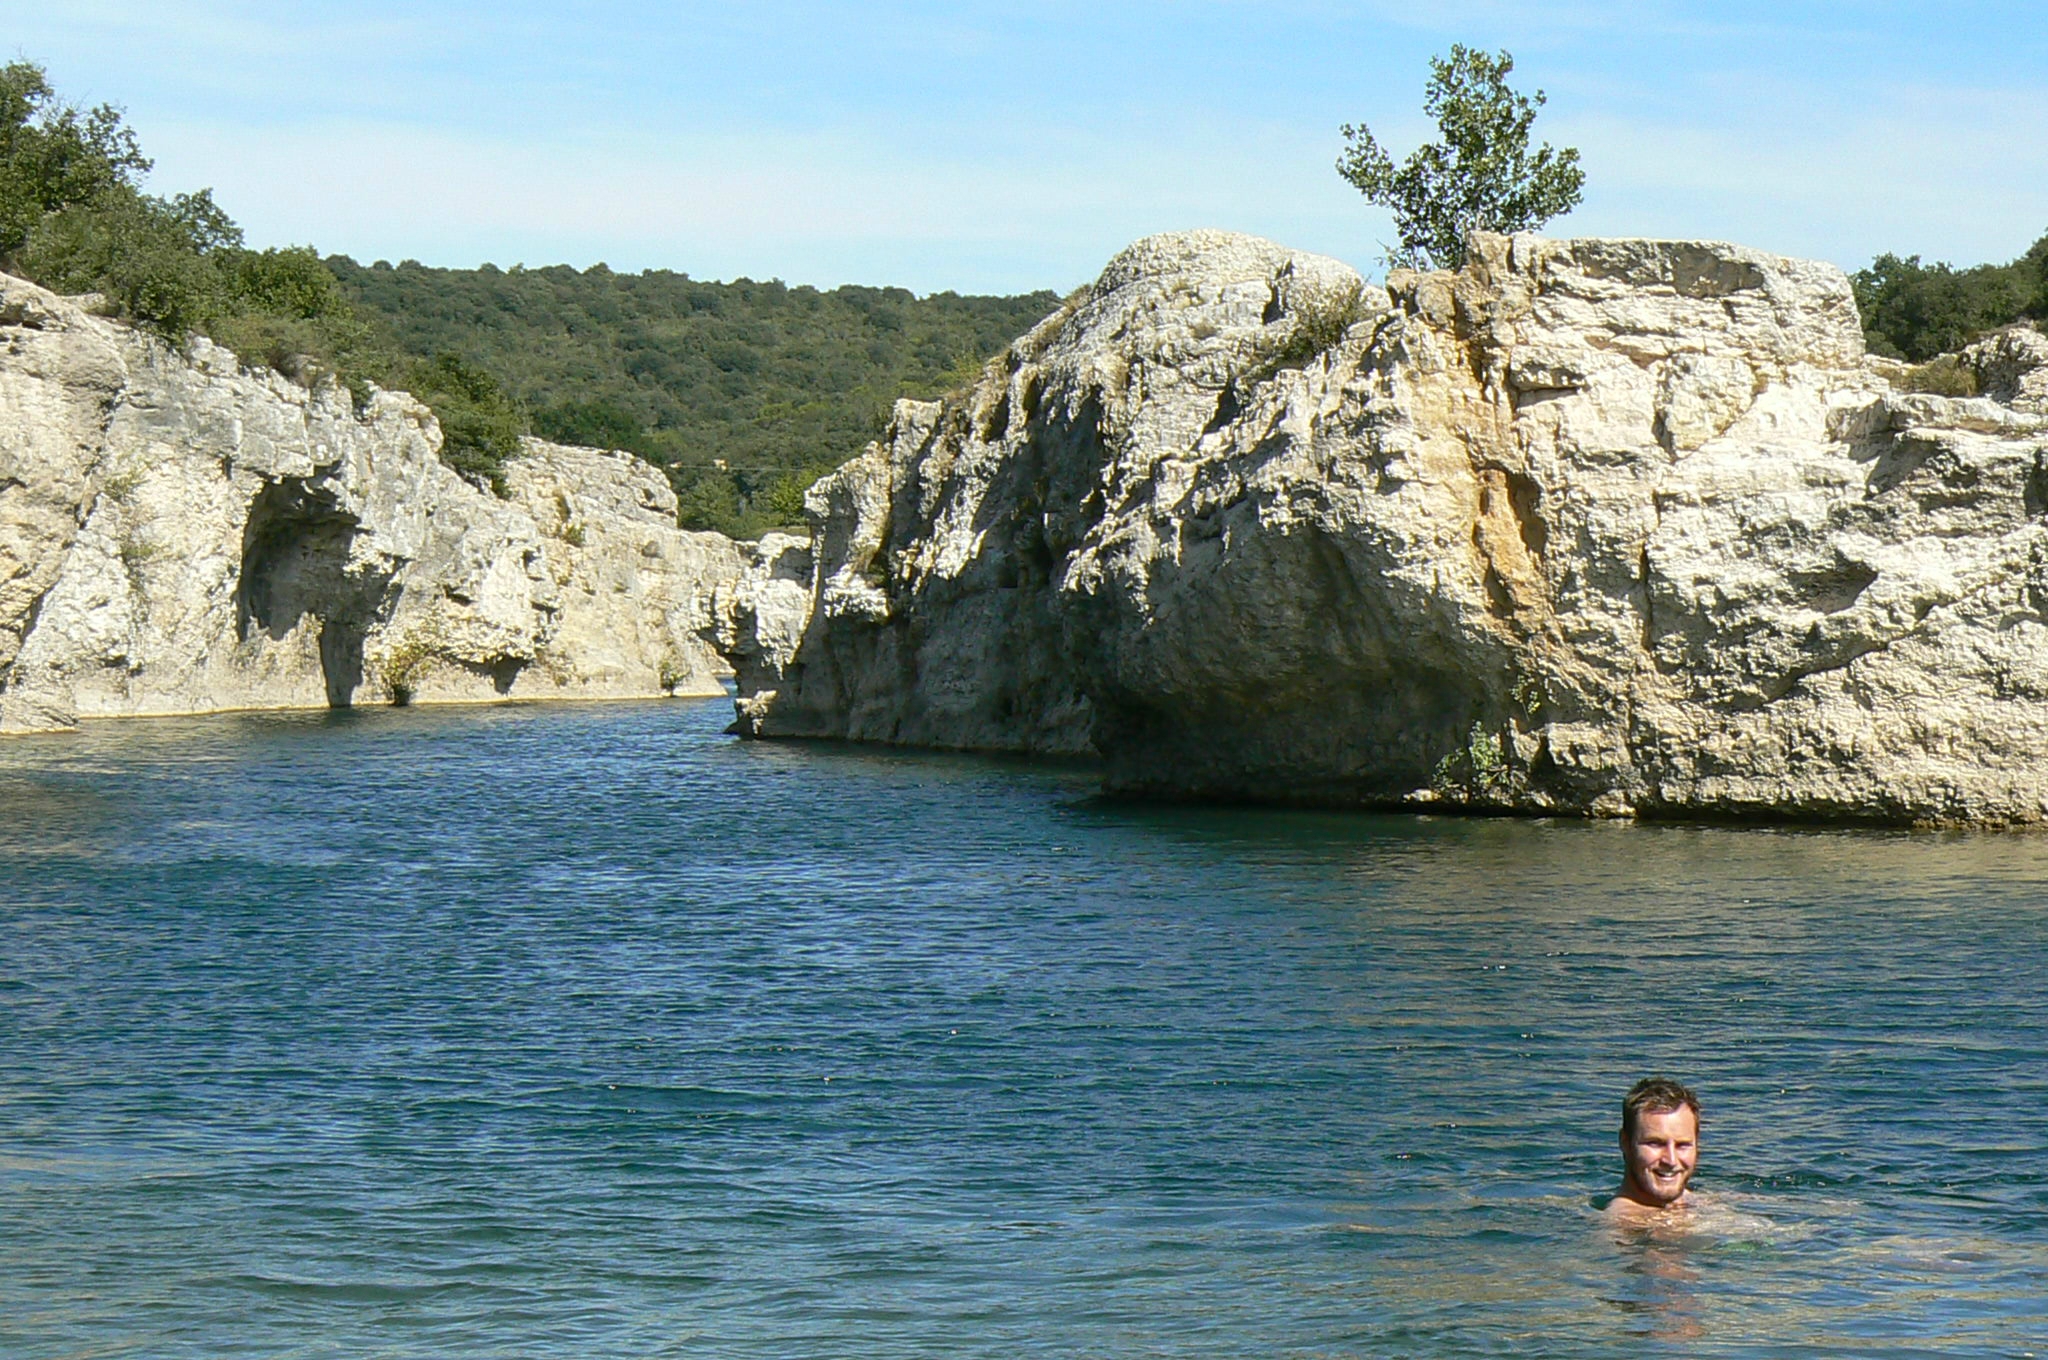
[1617,1077,1701,1209]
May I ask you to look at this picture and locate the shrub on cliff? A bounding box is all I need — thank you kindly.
[1337,46,1584,270]
[404,353,525,494]
[206,246,381,380]
[531,398,661,458]
[20,190,378,381]
[0,61,149,261]
[19,190,226,336]
[1245,279,1374,381]
[0,62,227,336]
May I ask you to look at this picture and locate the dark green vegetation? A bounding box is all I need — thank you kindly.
[325,258,1058,536]
[1336,46,1584,271]
[1853,233,2048,362]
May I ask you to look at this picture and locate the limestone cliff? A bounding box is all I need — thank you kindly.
[720,229,2048,825]
[0,271,742,732]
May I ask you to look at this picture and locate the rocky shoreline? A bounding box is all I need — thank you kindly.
[718,229,2048,826]
[0,271,743,733]
[13,231,2048,829]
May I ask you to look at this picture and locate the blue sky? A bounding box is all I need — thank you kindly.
[7,0,2046,293]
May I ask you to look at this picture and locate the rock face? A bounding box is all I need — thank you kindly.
[0,272,742,732]
[708,531,816,723]
[721,228,2048,824]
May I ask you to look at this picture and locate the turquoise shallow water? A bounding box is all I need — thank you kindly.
[2,697,2046,1358]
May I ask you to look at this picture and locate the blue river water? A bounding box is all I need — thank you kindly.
[2,696,2045,1357]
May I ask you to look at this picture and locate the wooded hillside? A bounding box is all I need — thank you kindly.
[326,256,1060,535]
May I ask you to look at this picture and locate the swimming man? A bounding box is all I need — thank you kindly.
[1606,1076,1701,1221]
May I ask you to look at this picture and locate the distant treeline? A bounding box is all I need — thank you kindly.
[5,59,2046,536]
[324,257,1058,535]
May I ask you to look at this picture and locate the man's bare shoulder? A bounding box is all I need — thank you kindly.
[1603,1191,1783,1245]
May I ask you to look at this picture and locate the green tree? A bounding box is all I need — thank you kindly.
[1337,45,1584,270]
[532,398,656,455]
[19,192,225,335]
[673,466,742,533]
[208,244,378,380]
[406,353,525,494]
[758,462,836,527]
[0,60,150,263]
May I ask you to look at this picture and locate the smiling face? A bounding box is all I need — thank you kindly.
[1619,1103,1699,1209]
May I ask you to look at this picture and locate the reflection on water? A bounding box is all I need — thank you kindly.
[3,701,2048,1356]
[1610,1231,1705,1343]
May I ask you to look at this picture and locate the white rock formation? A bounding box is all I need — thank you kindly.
[707,531,815,731]
[1965,325,2048,414]
[0,271,743,732]
[720,228,2048,824]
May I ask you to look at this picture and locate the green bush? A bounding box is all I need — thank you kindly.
[1897,354,1978,397]
[375,622,442,705]
[205,243,378,380]
[19,193,224,336]
[673,466,744,534]
[406,353,524,494]
[220,243,349,320]
[1431,721,1513,802]
[532,398,657,455]
[1241,279,1374,385]
[1854,233,2048,361]
[758,462,836,527]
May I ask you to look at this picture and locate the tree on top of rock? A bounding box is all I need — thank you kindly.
[1337,45,1585,271]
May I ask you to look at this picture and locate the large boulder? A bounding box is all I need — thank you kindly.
[0,272,743,731]
[722,228,2048,824]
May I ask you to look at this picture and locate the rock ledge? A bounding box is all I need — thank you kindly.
[719,229,2048,825]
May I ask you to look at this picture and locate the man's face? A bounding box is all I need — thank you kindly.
[1621,1104,1699,1206]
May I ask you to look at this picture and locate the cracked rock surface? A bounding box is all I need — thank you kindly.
[719,228,2048,824]
[0,271,743,732]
